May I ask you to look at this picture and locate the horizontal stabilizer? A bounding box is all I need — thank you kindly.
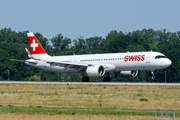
[10,59,26,62]
[10,59,37,64]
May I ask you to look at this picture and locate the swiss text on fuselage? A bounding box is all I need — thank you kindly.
[124,55,145,62]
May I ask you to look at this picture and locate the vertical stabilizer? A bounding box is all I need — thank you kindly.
[27,32,49,58]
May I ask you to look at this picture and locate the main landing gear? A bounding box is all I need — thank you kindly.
[82,76,89,82]
[104,76,111,82]
[81,73,112,82]
[82,76,111,82]
[151,70,156,79]
[104,73,111,82]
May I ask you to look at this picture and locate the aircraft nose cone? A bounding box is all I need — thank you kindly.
[166,59,171,67]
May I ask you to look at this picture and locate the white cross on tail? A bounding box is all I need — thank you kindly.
[31,40,38,51]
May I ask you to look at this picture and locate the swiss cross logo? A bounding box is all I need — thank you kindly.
[31,40,38,51]
[27,34,46,54]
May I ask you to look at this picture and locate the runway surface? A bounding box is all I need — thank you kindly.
[0,81,180,86]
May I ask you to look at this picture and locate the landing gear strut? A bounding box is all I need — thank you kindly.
[151,70,156,79]
[104,73,111,82]
[82,76,89,82]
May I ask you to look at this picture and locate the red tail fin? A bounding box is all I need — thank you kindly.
[27,32,49,58]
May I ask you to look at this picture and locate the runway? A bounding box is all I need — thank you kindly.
[0,81,180,86]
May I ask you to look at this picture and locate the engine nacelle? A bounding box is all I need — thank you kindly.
[86,65,105,77]
[120,70,138,77]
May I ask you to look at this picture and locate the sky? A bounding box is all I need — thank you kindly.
[0,0,180,40]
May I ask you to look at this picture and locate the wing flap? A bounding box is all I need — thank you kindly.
[46,61,92,71]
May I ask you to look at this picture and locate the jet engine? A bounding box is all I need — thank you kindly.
[86,65,105,77]
[120,70,138,77]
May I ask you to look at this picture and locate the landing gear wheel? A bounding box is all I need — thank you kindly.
[151,70,156,80]
[82,76,89,82]
[104,76,111,82]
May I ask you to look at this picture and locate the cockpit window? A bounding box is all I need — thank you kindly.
[155,55,167,59]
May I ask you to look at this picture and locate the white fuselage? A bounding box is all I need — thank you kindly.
[25,51,171,73]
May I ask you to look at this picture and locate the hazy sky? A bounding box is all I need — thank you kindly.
[0,0,180,40]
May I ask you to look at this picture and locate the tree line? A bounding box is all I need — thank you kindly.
[0,28,179,82]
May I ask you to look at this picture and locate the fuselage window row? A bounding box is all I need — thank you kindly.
[60,60,72,62]
[80,58,125,62]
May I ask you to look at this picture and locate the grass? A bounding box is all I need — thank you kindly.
[0,107,179,118]
[140,98,148,102]
[0,84,180,111]
[0,113,164,120]
[0,108,157,116]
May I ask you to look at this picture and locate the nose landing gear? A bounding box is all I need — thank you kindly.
[151,70,156,79]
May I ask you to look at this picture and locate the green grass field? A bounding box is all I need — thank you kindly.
[0,83,179,117]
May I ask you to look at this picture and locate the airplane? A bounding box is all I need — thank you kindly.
[11,32,172,82]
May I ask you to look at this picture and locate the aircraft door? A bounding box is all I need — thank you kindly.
[146,53,151,63]
[74,58,77,63]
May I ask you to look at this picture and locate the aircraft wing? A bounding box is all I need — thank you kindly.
[46,61,93,72]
